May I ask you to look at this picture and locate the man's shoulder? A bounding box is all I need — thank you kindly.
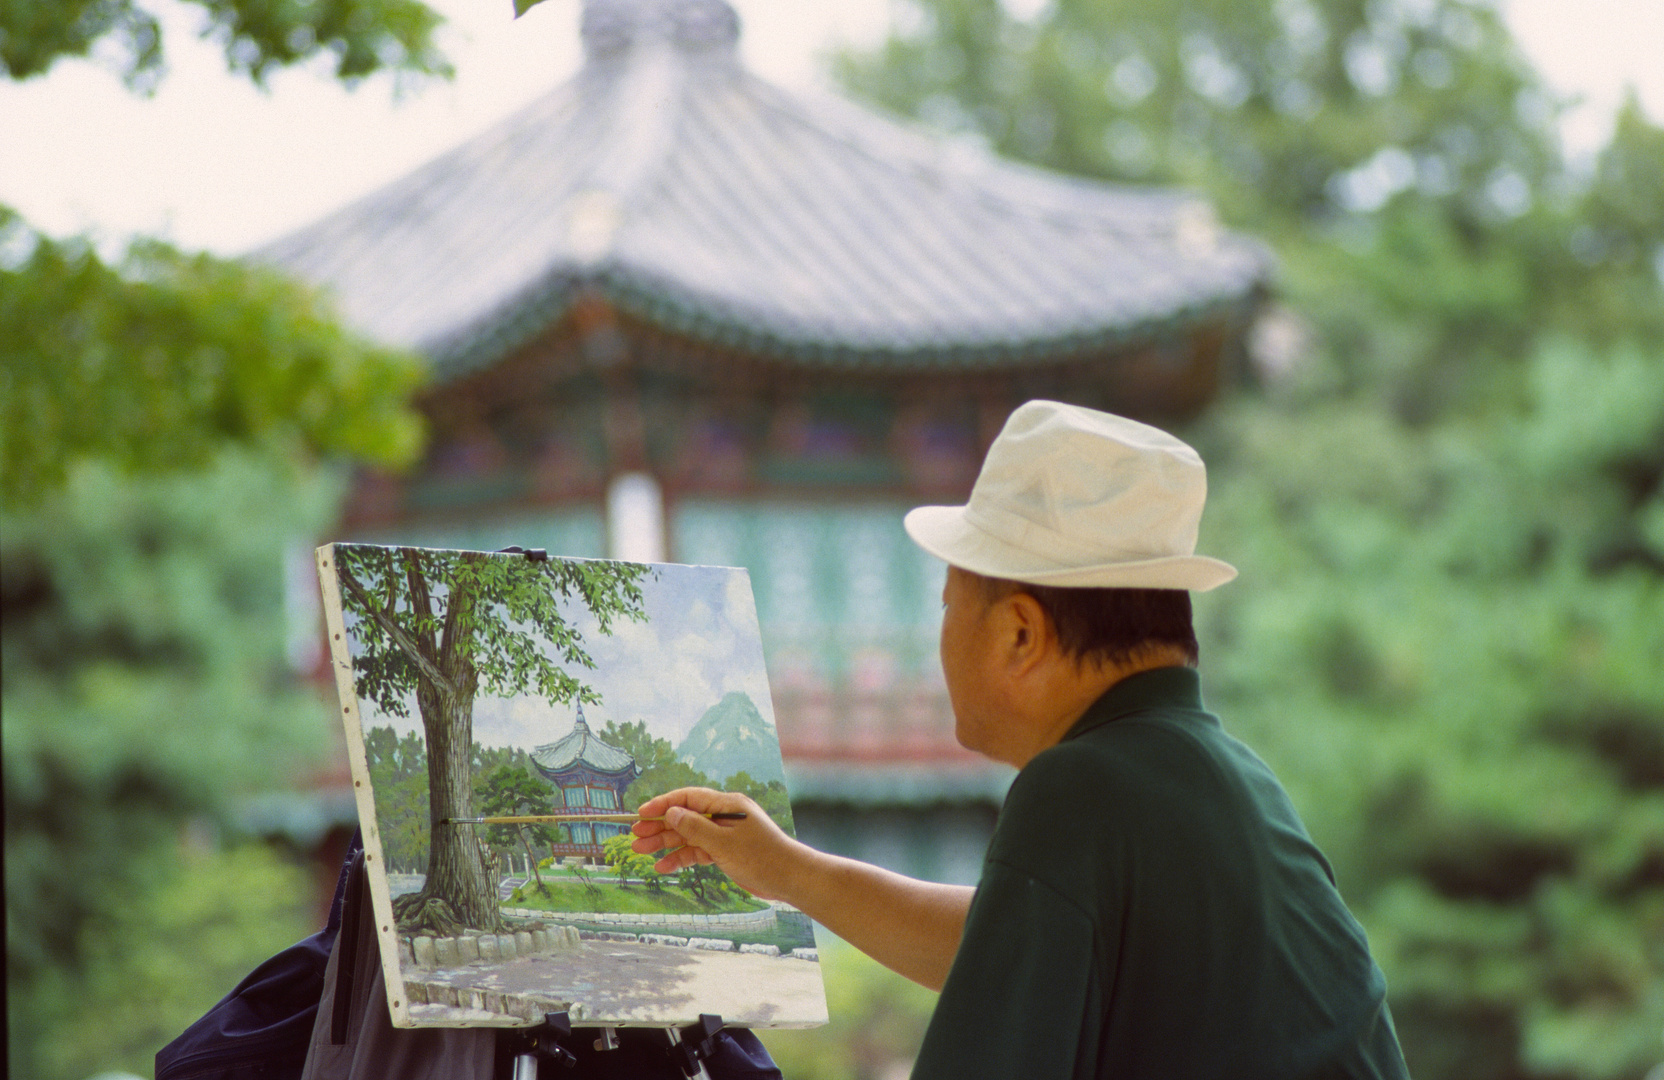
[989,708,1279,884]
[985,720,1201,876]
[1020,707,1230,803]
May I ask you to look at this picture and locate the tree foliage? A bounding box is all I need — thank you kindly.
[339,549,650,722]
[19,841,317,1080]
[596,723,796,900]
[761,938,939,1080]
[365,724,431,873]
[0,210,425,509]
[2,454,349,1080]
[678,862,741,908]
[474,761,561,894]
[601,720,798,835]
[1192,339,1664,1080]
[602,832,662,889]
[837,0,1664,417]
[722,769,796,836]
[603,718,714,810]
[0,0,450,90]
[842,0,1553,218]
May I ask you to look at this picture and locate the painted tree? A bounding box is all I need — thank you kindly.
[334,545,649,933]
[721,771,797,835]
[679,863,739,908]
[364,725,431,874]
[600,719,713,810]
[474,762,561,896]
[601,833,661,890]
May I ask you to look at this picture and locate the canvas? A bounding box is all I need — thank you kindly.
[315,543,828,1030]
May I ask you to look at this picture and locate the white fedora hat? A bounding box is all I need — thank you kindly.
[903,400,1237,591]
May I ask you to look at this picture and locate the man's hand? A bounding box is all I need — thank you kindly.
[631,785,974,991]
[631,787,805,901]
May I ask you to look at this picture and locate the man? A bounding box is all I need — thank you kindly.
[632,400,1408,1079]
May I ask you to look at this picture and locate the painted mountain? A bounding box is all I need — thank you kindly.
[677,691,785,787]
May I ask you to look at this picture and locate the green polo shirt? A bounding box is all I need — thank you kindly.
[911,667,1407,1079]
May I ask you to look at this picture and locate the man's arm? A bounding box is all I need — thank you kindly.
[632,787,972,991]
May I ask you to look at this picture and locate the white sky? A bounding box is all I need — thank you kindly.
[0,0,1660,255]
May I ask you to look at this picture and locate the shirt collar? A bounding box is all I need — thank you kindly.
[1063,665,1208,742]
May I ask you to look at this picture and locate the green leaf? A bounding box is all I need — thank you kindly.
[1,0,451,88]
[0,209,427,510]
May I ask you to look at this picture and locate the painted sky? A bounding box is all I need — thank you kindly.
[341,552,777,753]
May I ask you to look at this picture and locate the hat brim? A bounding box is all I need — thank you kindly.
[904,505,1237,592]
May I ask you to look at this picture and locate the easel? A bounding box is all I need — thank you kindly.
[501,1012,729,1079]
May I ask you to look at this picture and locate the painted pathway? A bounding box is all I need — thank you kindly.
[404,938,827,1029]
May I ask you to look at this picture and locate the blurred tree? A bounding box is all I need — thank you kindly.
[0,211,425,508]
[841,0,1556,221]
[840,3,1664,1078]
[835,0,1664,416]
[1554,95,1664,346]
[22,841,317,1080]
[3,455,360,1080]
[2,4,444,1078]
[0,0,449,90]
[1192,339,1664,1080]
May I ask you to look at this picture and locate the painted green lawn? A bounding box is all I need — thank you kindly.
[509,878,767,916]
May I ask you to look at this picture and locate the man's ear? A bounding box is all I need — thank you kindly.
[999,591,1053,674]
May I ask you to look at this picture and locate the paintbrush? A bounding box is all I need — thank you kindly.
[439,812,748,826]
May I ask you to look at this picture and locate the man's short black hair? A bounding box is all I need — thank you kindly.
[980,576,1199,669]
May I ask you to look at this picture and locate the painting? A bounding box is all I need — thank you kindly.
[315,543,828,1029]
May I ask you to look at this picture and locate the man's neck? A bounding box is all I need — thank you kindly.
[1019,647,1193,768]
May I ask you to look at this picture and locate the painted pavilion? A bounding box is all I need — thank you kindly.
[528,702,641,859]
[269,0,1272,884]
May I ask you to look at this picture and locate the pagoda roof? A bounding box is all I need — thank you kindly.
[259,0,1271,380]
[529,704,638,778]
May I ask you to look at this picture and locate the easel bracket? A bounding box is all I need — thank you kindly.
[495,546,549,561]
[505,1011,579,1078]
[669,1014,725,1078]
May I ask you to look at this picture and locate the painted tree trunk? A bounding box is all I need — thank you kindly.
[418,676,500,932]
[518,827,547,893]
